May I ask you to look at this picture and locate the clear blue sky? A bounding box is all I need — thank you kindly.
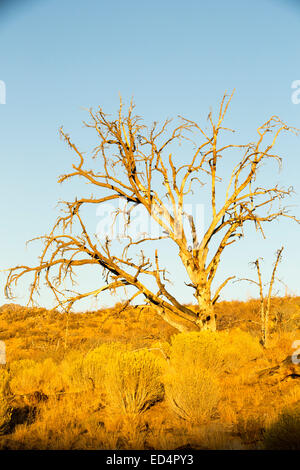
[0,0,300,311]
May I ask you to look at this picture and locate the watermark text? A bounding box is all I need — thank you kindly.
[0,341,6,364]
[291,80,300,104]
[0,80,6,104]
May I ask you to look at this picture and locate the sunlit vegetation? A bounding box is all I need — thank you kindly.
[0,296,300,449]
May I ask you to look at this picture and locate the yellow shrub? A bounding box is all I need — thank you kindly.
[169,331,224,376]
[105,349,164,415]
[9,358,61,395]
[9,359,37,376]
[169,329,262,375]
[150,341,171,362]
[165,366,220,424]
[164,331,224,424]
[57,352,87,392]
[57,342,129,393]
[81,342,129,389]
[218,329,262,371]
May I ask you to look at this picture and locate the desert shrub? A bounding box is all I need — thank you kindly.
[164,331,224,423]
[57,342,129,393]
[57,351,87,392]
[9,358,61,395]
[169,331,224,375]
[263,406,300,450]
[0,369,12,434]
[9,359,37,376]
[269,298,300,333]
[105,349,164,415]
[169,329,262,375]
[218,329,262,371]
[149,341,171,363]
[165,366,220,424]
[80,342,129,389]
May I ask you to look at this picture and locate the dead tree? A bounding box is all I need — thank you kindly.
[238,246,284,346]
[4,93,300,332]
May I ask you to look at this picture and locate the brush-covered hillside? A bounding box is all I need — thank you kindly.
[0,297,300,450]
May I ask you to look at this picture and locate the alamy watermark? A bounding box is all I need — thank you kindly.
[0,80,6,104]
[96,200,205,245]
[0,341,6,365]
[291,80,300,105]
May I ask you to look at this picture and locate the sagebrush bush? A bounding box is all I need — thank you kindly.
[9,358,61,395]
[105,349,164,415]
[8,359,37,376]
[165,332,222,423]
[169,331,224,376]
[218,329,262,371]
[165,367,220,424]
[57,351,87,392]
[58,342,129,393]
[263,406,300,450]
[150,341,171,362]
[169,329,262,374]
[81,342,128,389]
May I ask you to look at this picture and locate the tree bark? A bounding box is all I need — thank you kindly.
[177,250,217,332]
[194,287,216,331]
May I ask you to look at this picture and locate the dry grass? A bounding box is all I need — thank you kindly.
[0,297,299,449]
[262,405,300,450]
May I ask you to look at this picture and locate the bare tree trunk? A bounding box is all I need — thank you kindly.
[195,288,216,331]
[179,250,217,332]
[260,300,266,347]
[263,247,284,347]
[254,247,283,347]
[254,259,266,346]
